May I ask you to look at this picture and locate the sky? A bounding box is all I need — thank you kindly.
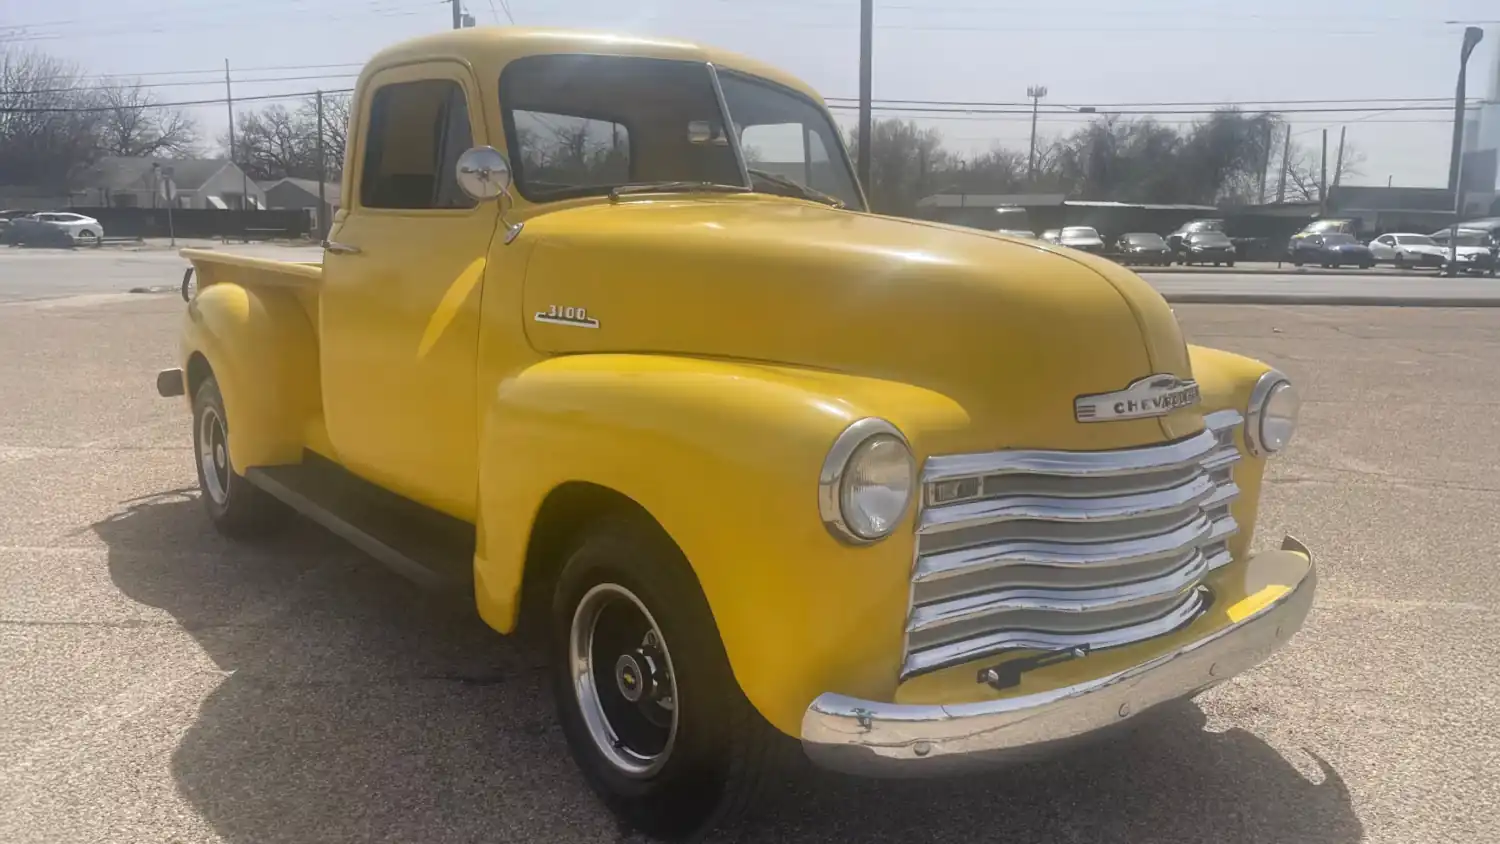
[3,0,1498,189]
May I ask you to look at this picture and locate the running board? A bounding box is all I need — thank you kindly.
[245,453,475,593]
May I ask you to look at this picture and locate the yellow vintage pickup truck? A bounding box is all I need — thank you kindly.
[155,27,1312,839]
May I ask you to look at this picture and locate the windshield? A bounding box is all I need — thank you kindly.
[1452,232,1490,247]
[1125,233,1164,245]
[498,54,860,208]
[1396,235,1437,246]
[1323,234,1357,245]
[1306,220,1350,234]
[1061,227,1100,239]
[1188,232,1230,245]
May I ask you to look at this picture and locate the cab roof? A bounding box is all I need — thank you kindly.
[364,27,824,103]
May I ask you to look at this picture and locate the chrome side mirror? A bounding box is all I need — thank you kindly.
[455,146,512,201]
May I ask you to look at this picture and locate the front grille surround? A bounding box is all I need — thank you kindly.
[902,410,1243,680]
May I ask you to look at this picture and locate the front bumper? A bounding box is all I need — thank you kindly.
[801,537,1315,777]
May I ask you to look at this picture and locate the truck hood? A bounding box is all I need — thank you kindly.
[519,197,1198,450]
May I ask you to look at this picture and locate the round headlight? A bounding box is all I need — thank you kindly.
[1246,371,1300,455]
[819,419,915,543]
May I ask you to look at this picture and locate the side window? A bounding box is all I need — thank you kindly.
[1378,235,1394,245]
[511,110,630,191]
[360,78,475,210]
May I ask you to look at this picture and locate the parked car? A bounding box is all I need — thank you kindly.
[1055,225,1105,253]
[1368,233,1447,269]
[153,27,1315,838]
[1039,228,1061,243]
[1,217,79,248]
[1288,232,1374,268]
[1166,218,1225,253]
[1178,231,1237,266]
[0,209,32,232]
[30,212,103,246]
[1114,232,1172,266]
[1433,229,1498,274]
[994,228,1038,239]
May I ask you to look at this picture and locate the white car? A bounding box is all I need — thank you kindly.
[1368,233,1447,268]
[30,212,104,246]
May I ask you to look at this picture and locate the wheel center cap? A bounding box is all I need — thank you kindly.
[615,654,646,702]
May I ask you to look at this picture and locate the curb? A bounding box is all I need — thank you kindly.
[1159,292,1500,307]
[1140,266,1429,278]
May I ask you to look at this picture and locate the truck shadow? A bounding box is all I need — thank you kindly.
[95,490,1362,844]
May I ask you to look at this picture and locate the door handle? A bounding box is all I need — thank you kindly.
[322,240,362,255]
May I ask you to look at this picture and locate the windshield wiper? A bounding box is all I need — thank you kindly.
[746,168,846,208]
[608,181,751,201]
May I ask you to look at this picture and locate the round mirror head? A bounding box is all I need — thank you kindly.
[455,146,511,201]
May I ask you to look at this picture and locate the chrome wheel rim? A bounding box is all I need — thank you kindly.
[198,405,230,506]
[569,583,679,778]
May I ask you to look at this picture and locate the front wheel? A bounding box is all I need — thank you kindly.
[550,516,788,840]
[77,230,100,247]
[1226,259,1236,267]
[192,377,286,538]
[1394,254,1406,269]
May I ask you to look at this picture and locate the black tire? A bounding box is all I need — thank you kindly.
[78,230,100,247]
[1394,254,1406,269]
[1212,261,1221,267]
[1291,258,1303,267]
[549,515,790,840]
[1226,259,1236,267]
[191,377,286,538]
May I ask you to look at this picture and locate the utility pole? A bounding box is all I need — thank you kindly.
[452,0,462,29]
[856,0,873,195]
[316,90,328,242]
[1276,124,1291,203]
[1318,129,1328,216]
[1027,85,1048,181]
[1332,126,1347,190]
[1257,121,1273,204]
[225,60,249,241]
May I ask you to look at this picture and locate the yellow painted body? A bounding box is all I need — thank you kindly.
[177,28,1292,740]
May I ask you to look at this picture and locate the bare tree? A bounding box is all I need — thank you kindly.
[846,119,951,216]
[94,80,199,157]
[226,93,351,181]
[0,48,101,188]
[1279,139,1365,203]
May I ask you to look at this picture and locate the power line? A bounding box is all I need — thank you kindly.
[0,88,354,114]
[496,0,517,24]
[2,73,363,97]
[823,95,1478,108]
[824,102,1462,116]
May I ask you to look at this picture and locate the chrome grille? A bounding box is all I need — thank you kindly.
[903,410,1242,679]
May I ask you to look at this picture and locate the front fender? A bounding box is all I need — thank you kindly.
[182,281,321,469]
[474,354,969,736]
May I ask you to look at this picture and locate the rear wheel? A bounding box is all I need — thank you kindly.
[1394,254,1406,269]
[77,230,100,247]
[550,516,789,840]
[191,377,286,538]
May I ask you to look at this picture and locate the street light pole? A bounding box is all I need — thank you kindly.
[1447,26,1486,192]
[856,0,873,195]
[1446,27,1485,276]
[1027,85,1048,182]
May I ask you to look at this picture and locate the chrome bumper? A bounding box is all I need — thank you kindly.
[801,538,1316,777]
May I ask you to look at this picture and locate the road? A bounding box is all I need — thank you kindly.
[4,245,1498,305]
[1,291,1497,843]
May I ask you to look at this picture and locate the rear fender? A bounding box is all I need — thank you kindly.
[473,354,968,736]
[182,279,321,469]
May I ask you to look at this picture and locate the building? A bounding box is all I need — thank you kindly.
[71,157,265,210]
[260,177,340,234]
[1461,26,1500,201]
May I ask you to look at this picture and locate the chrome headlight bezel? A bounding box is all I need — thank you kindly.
[1245,369,1299,456]
[818,418,916,544]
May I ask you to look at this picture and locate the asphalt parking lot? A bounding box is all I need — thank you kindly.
[1,285,1497,842]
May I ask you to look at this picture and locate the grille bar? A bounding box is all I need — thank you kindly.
[902,411,1244,680]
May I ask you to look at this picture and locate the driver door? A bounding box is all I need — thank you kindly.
[319,62,500,521]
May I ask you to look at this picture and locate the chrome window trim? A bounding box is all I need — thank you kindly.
[817,417,912,545]
[1245,370,1291,457]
